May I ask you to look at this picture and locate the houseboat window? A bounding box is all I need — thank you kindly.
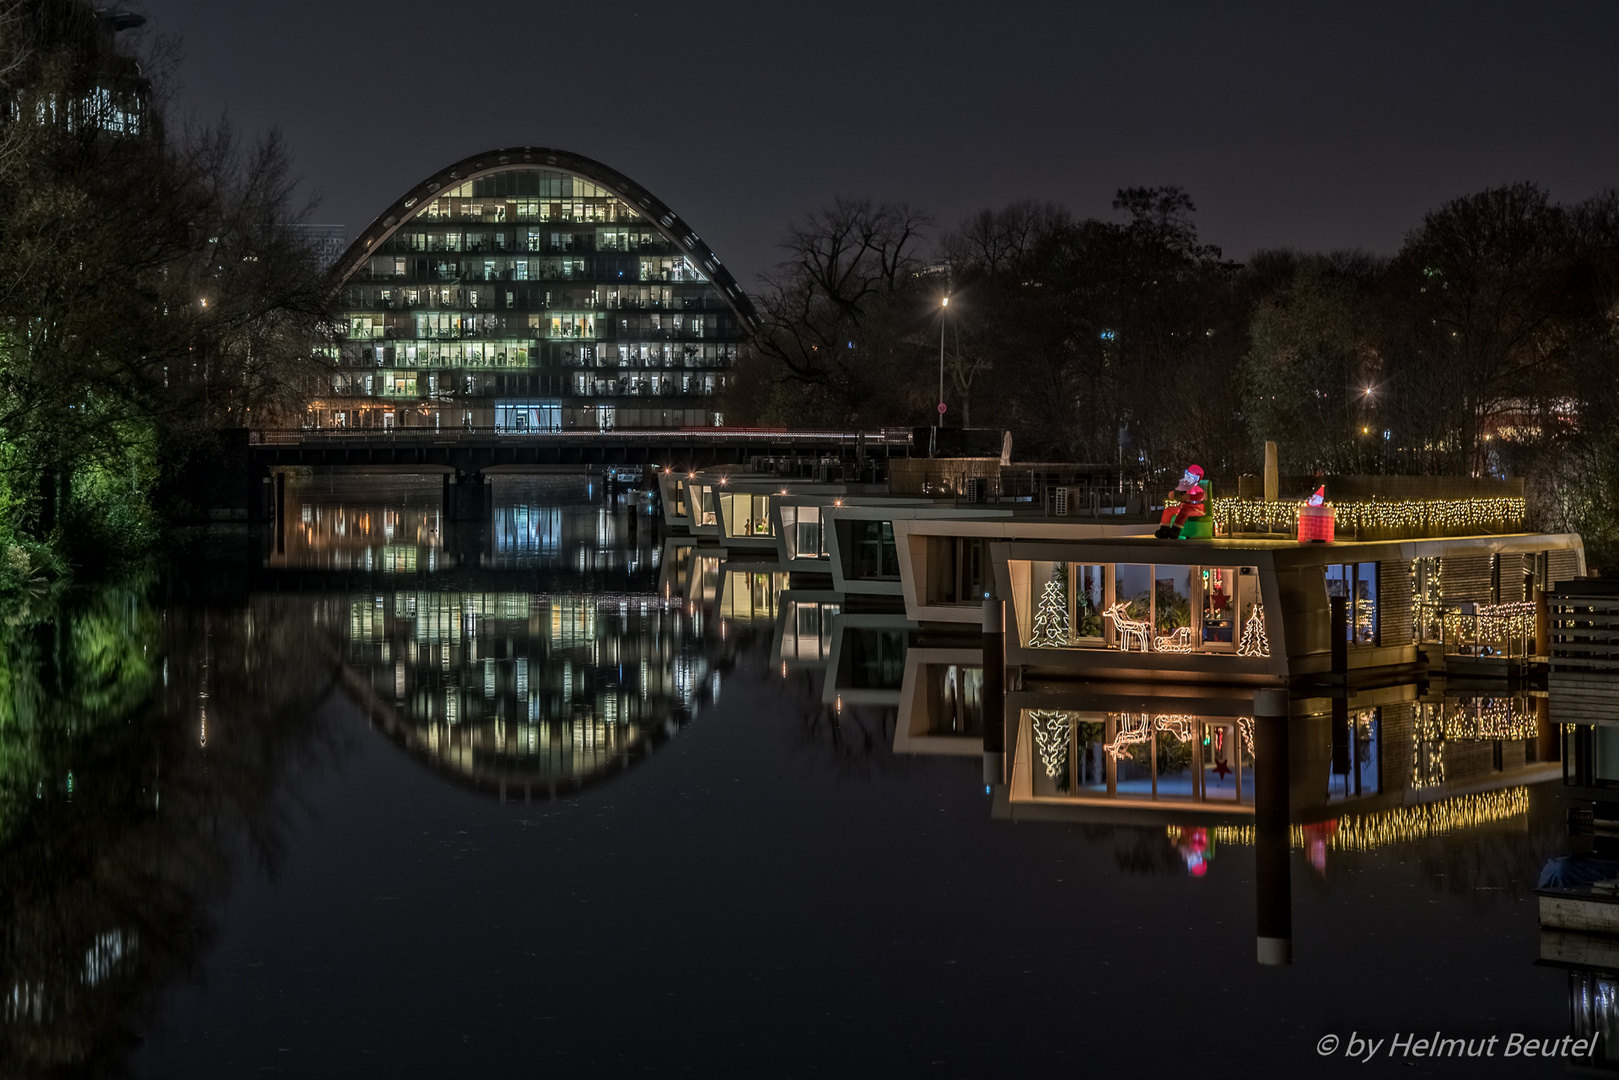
[853,520,899,579]
[1200,567,1237,646]
[848,627,910,688]
[1027,711,1108,797]
[1328,708,1380,800]
[932,537,989,604]
[1154,567,1193,645]
[1022,710,1255,804]
[1071,564,1105,638]
[692,485,716,527]
[781,506,825,560]
[721,493,772,537]
[1114,563,1153,622]
[720,570,784,621]
[1412,556,1442,642]
[781,599,838,662]
[929,664,984,737]
[1011,559,1266,655]
[1325,562,1379,645]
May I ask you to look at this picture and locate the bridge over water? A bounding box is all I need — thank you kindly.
[235,427,912,521]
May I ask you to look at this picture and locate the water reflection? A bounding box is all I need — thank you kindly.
[0,473,1598,1075]
[328,588,728,799]
[0,587,339,1078]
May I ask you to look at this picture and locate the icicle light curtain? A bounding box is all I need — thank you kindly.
[1212,497,1526,540]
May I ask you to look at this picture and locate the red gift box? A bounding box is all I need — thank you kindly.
[1298,503,1335,543]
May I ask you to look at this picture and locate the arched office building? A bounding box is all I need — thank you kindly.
[320,148,757,432]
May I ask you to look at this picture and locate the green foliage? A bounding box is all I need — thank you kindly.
[0,6,328,581]
[1154,580,1190,631]
[1241,257,1382,472]
[64,418,161,562]
[0,578,159,845]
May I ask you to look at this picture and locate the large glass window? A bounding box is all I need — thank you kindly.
[1328,708,1380,800]
[1013,560,1265,657]
[1154,566,1193,646]
[720,493,772,537]
[1071,564,1105,639]
[929,537,989,605]
[780,506,826,560]
[848,628,910,688]
[1413,556,1443,642]
[852,520,899,579]
[928,664,983,737]
[1200,566,1237,647]
[1024,711,1254,804]
[1028,711,1108,797]
[780,600,838,662]
[1326,563,1379,646]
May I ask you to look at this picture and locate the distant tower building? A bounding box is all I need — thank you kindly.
[319,147,757,433]
[291,224,348,273]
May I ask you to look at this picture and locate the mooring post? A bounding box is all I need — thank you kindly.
[982,584,1006,786]
[1254,687,1292,966]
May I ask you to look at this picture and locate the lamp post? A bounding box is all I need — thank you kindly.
[934,294,949,457]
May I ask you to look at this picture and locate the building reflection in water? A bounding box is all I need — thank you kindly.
[328,585,739,801]
[272,475,448,573]
[907,680,1564,965]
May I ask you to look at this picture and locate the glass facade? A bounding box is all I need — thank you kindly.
[319,161,752,431]
[1023,710,1256,804]
[1012,559,1265,655]
[780,505,828,561]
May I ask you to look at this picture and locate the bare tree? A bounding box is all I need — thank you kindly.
[750,198,934,423]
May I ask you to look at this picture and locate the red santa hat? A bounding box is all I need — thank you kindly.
[1186,464,1205,479]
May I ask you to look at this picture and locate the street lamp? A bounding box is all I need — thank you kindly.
[934,295,949,456]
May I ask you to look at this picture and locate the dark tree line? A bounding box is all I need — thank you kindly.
[0,0,330,584]
[729,183,1619,569]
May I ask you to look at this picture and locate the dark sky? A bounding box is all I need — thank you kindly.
[143,0,1618,284]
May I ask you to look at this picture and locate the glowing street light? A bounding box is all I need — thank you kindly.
[934,294,949,456]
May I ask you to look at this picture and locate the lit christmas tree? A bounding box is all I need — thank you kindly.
[1031,710,1072,780]
[1238,594,1271,657]
[1030,564,1070,647]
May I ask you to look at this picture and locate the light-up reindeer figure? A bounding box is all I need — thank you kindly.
[1104,601,1151,652]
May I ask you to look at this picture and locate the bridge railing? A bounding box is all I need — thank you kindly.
[249,427,915,448]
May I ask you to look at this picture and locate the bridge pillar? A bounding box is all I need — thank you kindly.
[446,469,491,522]
[274,471,287,555]
[247,462,272,523]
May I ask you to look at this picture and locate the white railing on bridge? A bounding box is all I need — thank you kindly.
[249,427,914,447]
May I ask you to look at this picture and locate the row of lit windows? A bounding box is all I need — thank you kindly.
[415,192,628,223]
[337,340,735,369]
[343,288,724,318]
[396,226,665,250]
[385,227,669,254]
[331,371,723,398]
[346,312,724,342]
[348,255,707,287]
[356,253,700,282]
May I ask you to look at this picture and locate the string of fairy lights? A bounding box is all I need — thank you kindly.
[1440,601,1537,644]
[1164,786,1530,852]
[1212,496,1527,538]
[1027,710,1258,763]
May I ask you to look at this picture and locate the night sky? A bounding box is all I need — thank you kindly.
[145,0,1618,284]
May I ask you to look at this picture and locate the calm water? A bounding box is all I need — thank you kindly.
[0,477,1590,1077]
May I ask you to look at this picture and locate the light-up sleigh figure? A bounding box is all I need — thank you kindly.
[1153,626,1193,652]
[1103,602,1151,652]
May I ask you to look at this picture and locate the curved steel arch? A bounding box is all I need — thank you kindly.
[331,146,758,331]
